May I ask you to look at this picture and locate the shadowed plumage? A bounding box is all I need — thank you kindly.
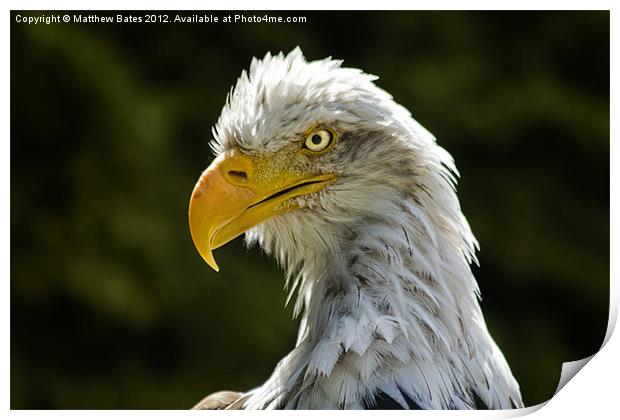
[188,47,523,410]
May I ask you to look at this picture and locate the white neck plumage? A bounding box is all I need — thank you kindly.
[244,182,522,410]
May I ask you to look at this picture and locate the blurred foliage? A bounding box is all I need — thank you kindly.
[10,11,609,409]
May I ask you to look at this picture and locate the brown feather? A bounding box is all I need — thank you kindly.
[192,390,247,410]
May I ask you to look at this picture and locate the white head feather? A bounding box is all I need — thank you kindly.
[210,47,523,410]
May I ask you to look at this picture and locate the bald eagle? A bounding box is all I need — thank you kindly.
[188,48,523,410]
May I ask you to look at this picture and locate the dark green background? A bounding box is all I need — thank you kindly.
[10,11,609,409]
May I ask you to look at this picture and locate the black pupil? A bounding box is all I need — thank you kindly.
[311,134,323,145]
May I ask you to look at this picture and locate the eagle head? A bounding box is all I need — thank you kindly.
[189,47,472,276]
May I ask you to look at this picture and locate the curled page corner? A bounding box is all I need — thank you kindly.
[501,355,598,418]
[504,301,616,417]
[554,355,595,396]
[550,297,618,401]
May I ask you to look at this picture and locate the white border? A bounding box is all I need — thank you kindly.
[3,2,617,419]
[1,0,619,10]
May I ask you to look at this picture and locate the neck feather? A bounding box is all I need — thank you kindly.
[244,196,522,409]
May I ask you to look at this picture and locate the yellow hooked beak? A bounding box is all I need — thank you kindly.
[188,148,336,271]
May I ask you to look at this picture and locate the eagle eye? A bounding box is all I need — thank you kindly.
[304,128,334,153]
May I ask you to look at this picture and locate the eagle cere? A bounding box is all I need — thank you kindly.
[188,47,523,410]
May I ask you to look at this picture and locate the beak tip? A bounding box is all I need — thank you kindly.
[203,251,220,272]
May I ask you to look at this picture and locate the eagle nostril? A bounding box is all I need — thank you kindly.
[227,170,248,184]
